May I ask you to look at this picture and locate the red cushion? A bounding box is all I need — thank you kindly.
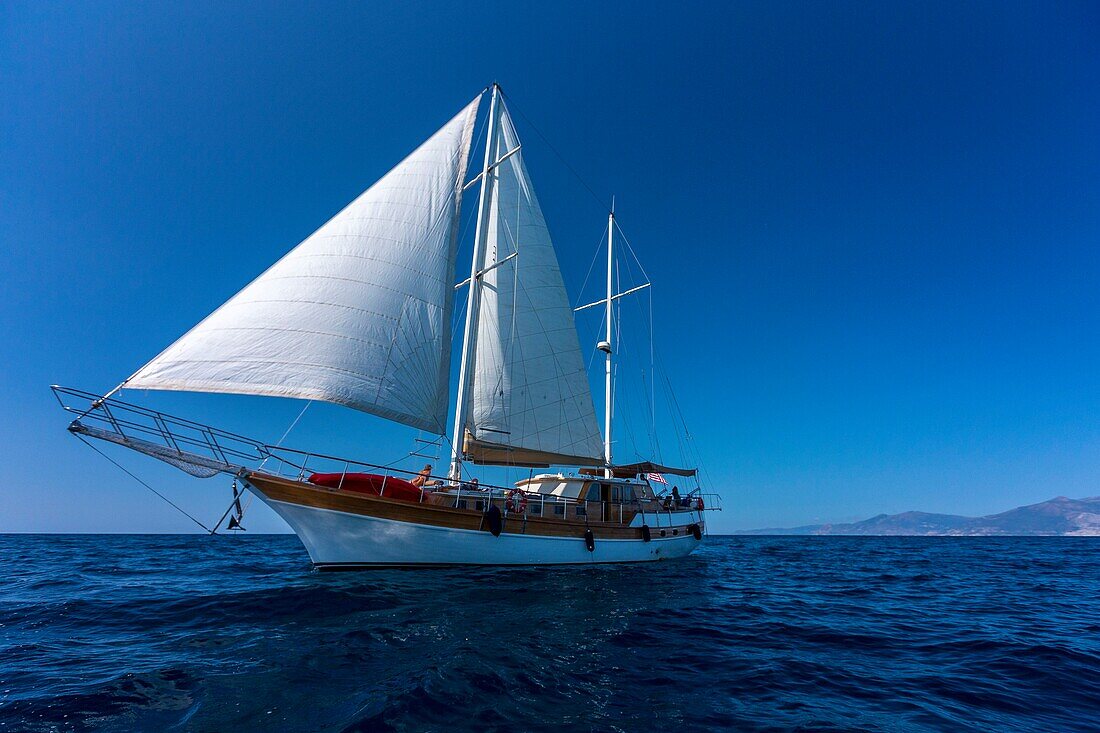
[308,472,425,502]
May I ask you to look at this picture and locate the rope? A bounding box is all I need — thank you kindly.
[231,398,317,525]
[612,219,652,283]
[573,227,609,309]
[76,434,212,532]
[498,90,609,214]
[257,400,313,471]
[274,399,313,445]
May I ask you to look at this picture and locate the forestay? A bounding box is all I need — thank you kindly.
[465,101,604,466]
[124,97,481,433]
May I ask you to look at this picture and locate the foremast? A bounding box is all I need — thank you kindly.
[450,84,500,481]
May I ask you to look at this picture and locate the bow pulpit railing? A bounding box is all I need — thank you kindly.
[51,385,268,479]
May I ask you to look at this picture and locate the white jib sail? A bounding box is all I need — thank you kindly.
[125,97,481,433]
[466,101,604,465]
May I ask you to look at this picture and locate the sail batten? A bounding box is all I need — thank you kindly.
[464,101,604,466]
[125,97,482,433]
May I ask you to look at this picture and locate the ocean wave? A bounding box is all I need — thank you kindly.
[0,535,1097,731]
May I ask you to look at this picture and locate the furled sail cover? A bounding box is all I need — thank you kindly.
[466,101,604,466]
[125,97,481,433]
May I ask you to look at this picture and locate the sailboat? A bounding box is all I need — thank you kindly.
[54,84,719,567]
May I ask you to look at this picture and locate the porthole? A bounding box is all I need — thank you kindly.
[660,529,667,537]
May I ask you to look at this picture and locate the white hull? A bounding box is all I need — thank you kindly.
[256,494,704,568]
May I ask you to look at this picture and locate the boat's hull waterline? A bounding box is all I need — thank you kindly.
[245,474,705,568]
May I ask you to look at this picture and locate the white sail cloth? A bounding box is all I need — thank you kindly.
[125,97,481,433]
[465,101,604,465]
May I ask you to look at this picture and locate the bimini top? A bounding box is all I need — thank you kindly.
[604,461,697,478]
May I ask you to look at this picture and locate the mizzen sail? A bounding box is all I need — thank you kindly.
[464,100,604,466]
[124,97,481,433]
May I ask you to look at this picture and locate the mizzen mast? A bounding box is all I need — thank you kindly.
[601,205,615,476]
[575,205,653,476]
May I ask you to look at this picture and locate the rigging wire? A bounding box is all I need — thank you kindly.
[221,398,317,528]
[612,218,652,283]
[647,286,662,462]
[451,282,470,344]
[611,217,707,483]
[613,287,645,460]
[458,86,708,486]
[621,252,660,462]
[622,222,663,462]
[573,228,608,309]
[618,285,647,460]
[439,93,494,480]
[76,434,212,533]
[573,211,694,472]
[258,400,313,470]
[498,89,610,215]
[609,218,667,465]
[449,102,489,340]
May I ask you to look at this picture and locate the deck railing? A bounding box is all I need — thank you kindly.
[51,385,266,476]
[53,386,723,522]
[260,447,723,525]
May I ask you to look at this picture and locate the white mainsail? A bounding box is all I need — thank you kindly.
[464,100,604,466]
[124,97,481,433]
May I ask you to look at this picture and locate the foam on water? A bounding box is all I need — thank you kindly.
[1,535,1097,731]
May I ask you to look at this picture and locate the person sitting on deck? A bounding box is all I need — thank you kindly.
[460,477,479,492]
[672,486,682,507]
[411,464,432,489]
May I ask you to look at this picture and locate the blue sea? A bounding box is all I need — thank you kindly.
[1,536,1097,732]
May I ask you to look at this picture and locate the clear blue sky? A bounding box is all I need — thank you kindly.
[2,1,1098,533]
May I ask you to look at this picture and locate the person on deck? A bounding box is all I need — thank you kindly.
[672,486,682,507]
[411,464,432,489]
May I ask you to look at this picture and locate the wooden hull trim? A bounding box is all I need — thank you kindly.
[244,472,705,542]
[245,473,704,567]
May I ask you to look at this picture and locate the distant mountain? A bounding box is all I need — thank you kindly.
[736,496,1100,536]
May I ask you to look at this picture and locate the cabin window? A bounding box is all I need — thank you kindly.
[611,486,622,502]
[622,486,636,502]
[584,485,601,501]
[475,500,484,511]
[457,499,468,510]
[529,503,542,516]
[554,505,565,516]
[575,506,587,517]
